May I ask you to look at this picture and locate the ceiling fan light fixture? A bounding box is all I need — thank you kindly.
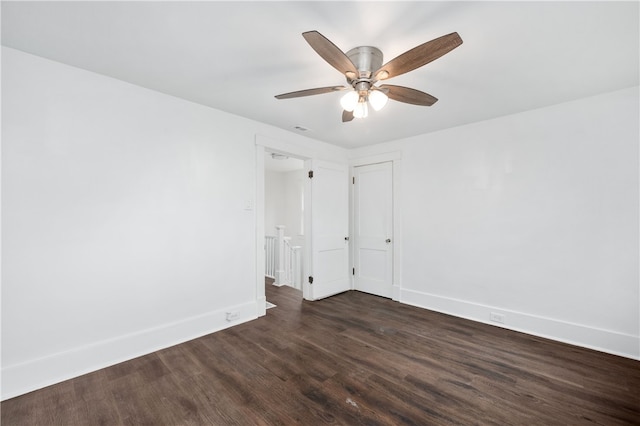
[368,89,389,111]
[353,99,368,119]
[275,31,463,122]
[340,91,359,111]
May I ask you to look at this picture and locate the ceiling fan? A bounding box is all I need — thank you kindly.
[275,30,463,122]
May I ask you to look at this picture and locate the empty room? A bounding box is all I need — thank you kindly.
[1,1,639,424]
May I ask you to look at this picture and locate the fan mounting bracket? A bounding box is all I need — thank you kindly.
[345,46,383,83]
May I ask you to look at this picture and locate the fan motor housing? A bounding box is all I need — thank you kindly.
[346,46,383,80]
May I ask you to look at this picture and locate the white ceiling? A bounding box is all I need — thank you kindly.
[2,1,638,149]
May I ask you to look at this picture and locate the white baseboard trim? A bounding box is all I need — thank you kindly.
[392,284,401,302]
[1,300,259,401]
[256,295,267,317]
[400,288,639,361]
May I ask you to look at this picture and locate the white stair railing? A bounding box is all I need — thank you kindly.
[265,225,302,289]
[282,237,293,286]
[274,225,287,286]
[283,238,303,290]
[265,235,277,279]
[289,243,302,290]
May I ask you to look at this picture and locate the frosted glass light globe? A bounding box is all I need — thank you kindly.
[340,91,359,112]
[369,90,389,111]
[353,100,369,118]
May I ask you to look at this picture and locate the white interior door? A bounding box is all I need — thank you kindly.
[354,162,393,298]
[305,160,350,300]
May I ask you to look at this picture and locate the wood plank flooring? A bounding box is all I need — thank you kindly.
[2,281,639,425]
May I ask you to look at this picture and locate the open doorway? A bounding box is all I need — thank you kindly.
[264,151,305,296]
[255,135,353,311]
[255,137,310,316]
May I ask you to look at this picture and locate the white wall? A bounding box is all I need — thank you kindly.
[284,169,306,248]
[350,86,640,359]
[264,170,286,235]
[0,47,345,399]
[264,169,305,246]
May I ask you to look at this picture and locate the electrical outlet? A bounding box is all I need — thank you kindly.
[490,312,505,324]
[226,311,239,322]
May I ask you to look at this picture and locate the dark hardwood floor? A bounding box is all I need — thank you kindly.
[2,281,639,425]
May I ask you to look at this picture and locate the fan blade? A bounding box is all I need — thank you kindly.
[380,84,438,106]
[303,31,358,77]
[342,110,354,122]
[374,32,463,81]
[275,86,347,99]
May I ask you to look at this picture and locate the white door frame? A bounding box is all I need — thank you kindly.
[255,134,317,315]
[349,151,402,301]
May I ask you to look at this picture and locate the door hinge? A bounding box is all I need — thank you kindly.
[308,170,314,179]
[352,267,355,275]
[352,176,355,184]
[308,276,314,284]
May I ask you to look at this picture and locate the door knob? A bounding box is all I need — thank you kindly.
[385,238,391,243]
